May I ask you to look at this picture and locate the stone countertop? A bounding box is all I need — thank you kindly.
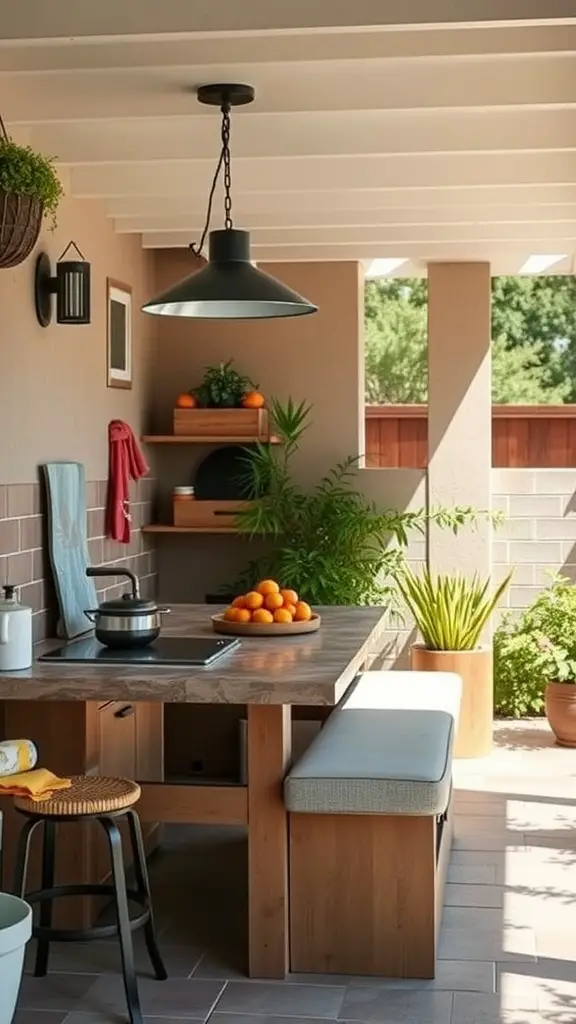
[0,605,388,706]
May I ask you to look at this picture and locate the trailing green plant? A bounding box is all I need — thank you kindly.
[0,126,64,229]
[192,360,256,408]
[494,575,576,717]
[397,567,512,651]
[232,397,496,607]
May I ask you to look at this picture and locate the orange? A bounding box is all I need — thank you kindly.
[256,579,280,596]
[284,602,297,618]
[293,601,312,622]
[244,591,264,610]
[251,608,274,624]
[175,393,197,409]
[242,391,265,410]
[235,608,251,624]
[232,595,246,609]
[274,607,293,623]
[280,588,298,606]
[224,607,239,622]
[264,592,284,611]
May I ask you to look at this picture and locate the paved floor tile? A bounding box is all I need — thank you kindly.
[438,925,536,962]
[12,1014,68,1024]
[214,982,346,1019]
[444,884,504,908]
[24,939,202,979]
[16,974,96,1012]
[79,976,225,1020]
[287,960,494,994]
[338,987,453,1023]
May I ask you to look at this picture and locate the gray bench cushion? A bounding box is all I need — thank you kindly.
[284,670,461,816]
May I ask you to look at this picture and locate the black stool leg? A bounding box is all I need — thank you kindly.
[126,809,167,981]
[34,820,56,977]
[99,816,142,1024]
[13,817,41,898]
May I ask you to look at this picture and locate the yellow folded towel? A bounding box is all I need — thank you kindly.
[0,768,72,802]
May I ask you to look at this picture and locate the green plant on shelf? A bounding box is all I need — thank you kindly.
[231,397,496,608]
[192,360,257,408]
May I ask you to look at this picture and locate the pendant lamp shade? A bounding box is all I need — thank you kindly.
[142,83,317,321]
[143,229,317,320]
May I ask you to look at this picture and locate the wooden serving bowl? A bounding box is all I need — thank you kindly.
[211,612,321,638]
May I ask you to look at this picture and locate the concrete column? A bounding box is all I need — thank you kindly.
[427,262,492,576]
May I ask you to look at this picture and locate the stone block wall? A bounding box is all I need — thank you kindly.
[492,468,576,614]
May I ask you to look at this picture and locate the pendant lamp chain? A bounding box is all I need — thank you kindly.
[190,101,234,259]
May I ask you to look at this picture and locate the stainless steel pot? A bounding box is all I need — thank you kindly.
[84,567,170,649]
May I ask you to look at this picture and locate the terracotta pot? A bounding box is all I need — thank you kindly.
[545,682,576,747]
[410,645,493,758]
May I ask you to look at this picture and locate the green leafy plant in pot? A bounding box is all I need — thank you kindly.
[232,398,494,609]
[398,568,512,757]
[494,575,576,745]
[0,116,64,268]
[192,360,257,408]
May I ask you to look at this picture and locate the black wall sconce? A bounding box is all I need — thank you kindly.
[34,241,91,327]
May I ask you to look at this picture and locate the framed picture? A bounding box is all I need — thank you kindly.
[106,279,132,389]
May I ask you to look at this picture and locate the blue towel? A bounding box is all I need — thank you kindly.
[43,461,98,639]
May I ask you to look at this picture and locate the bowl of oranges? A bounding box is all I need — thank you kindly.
[211,580,320,637]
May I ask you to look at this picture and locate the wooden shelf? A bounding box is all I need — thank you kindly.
[142,524,245,535]
[142,434,280,444]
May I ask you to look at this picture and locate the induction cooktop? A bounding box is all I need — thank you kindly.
[39,636,241,667]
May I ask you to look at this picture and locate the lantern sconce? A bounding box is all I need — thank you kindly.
[34,241,91,327]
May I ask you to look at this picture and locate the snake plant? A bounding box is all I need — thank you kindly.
[398,567,513,651]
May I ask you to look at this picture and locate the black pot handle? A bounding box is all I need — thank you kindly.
[86,566,140,598]
[114,705,135,719]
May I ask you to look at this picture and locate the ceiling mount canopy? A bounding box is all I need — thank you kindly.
[142,83,317,321]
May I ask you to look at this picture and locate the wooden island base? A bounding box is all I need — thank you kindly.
[289,803,453,979]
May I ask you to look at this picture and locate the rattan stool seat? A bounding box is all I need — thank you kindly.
[14,774,141,816]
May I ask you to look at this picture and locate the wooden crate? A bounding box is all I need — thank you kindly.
[173,408,269,438]
[173,499,249,530]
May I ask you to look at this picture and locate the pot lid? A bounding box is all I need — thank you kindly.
[98,594,158,615]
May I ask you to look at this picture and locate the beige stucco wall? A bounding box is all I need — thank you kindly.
[150,252,428,604]
[0,195,156,485]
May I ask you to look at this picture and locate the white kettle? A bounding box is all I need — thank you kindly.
[0,585,32,671]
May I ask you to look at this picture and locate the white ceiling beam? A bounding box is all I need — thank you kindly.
[141,235,575,262]
[70,152,576,198]
[32,108,576,165]
[2,27,576,73]
[2,0,576,40]
[114,205,576,234]
[138,223,576,246]
[105,185,576,218]
[4,56,576,124]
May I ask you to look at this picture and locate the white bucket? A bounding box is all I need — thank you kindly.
[0,892,32,1024]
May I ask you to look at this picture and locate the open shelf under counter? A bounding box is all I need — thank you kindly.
[141,434,281,444]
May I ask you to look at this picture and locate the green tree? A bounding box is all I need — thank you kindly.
[365,276,576,404]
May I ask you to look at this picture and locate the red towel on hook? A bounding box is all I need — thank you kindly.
[106,420,149,543]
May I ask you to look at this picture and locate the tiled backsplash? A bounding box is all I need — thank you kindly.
[0,477,156,642]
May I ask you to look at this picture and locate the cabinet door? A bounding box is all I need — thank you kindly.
[135,703,164,782]
[98,701,136,778]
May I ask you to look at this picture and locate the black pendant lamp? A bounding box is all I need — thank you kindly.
[142,84,317,320]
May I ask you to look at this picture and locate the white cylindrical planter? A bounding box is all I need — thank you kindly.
[0,892,32,1024]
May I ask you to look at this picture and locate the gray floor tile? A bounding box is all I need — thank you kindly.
[444,884,504,909]
[288,960,494,994]
[210,1018,342,1024]
[452,992,540,1022]
[446,864,498,885]
[338,987,453,1023]
[191,950,249,981]
[16,974,96,1012]
[12,1015,68,1024]
[438,925,536,962]
[214,981,346,1019]
[79,976,225,1020]
[24,939,202,979]
[442,906,504,931]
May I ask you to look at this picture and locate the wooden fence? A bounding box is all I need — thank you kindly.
[365,405,576,468]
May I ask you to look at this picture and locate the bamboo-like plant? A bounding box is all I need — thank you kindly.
[398,567,513,650]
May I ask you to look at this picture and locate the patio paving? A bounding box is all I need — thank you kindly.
[15,720,576,1023]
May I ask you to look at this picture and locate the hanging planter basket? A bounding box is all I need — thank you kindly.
[0,112,62,270]
[0,190,43,268]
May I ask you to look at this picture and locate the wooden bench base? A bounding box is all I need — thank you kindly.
[289,802,453,978]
